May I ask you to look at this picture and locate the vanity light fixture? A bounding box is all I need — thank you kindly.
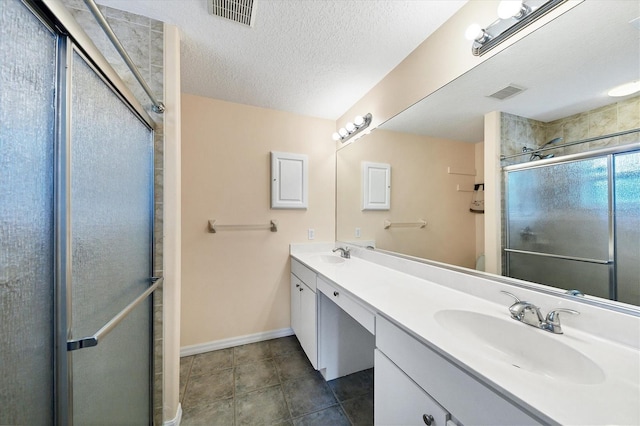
[608,81,640,97]
[332,113,373,143]
[466,0,567,56]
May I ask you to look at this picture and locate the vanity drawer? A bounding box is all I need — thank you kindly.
[375,349,450,426]
[291,258,316,291]
[376,315,541,426]
[317,276,375,333]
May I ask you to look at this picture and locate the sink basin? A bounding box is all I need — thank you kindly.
[312,254,345,264]
[434,309,605,384]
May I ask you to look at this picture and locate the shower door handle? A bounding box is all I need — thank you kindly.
[66,277,162,351]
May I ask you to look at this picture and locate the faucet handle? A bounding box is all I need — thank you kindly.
[544,308,579,334]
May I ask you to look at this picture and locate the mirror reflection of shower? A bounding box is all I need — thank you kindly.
[522,137,563,160]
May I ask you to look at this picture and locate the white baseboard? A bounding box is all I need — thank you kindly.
[163,403,182,426]
[180,328,294,357]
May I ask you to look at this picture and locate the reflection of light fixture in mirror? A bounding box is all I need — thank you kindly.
[497,0,530,20]
[465,23,490,43]
[608,81,640,97]
[332,113,373,143]
[467,0,567,56]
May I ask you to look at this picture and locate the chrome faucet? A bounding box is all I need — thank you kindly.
[332,246,350,259]
[501,291,579,334]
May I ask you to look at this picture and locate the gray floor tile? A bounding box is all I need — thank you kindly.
[183,368,234,409]
[180,356,194,403]
[235,359,280,395]
[292,405,350,426]
[282,373,338,418]
[181,398,234,426]
[341,392,374,426]
[274,351,315,382]
[235,385,290,425]
[178,338,374,425]
[181,356,194,380]
[234,341,273,365]
[269,336,303,357]
[328,368,374,402]
[191,348,233,377]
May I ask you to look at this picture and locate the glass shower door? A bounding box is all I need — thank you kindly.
[614,151,640,305]
[0,1,57,424]
[68,50,154,424]
[505,157,612,298]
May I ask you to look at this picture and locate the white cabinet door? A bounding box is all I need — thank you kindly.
[290,268,318,369]
[271,151,308,209]
[290,273,302,337]
[299,281,317,368]
[375,350,449,426]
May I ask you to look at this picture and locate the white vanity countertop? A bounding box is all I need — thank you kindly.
[290,247,640,425]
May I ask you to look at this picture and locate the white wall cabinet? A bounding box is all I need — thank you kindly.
[375,349,450,426]
[271,151,308,209]
[362,161,391,210]
[290,259,317,368]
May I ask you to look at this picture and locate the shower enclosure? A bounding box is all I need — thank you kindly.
[504,145,640,306]
[1,0,158,424]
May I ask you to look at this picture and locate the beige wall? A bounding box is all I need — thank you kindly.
[474,142,485,260]
[337,129,477,268]
[181,94,335,347]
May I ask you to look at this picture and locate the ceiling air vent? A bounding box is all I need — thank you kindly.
[487,84,526,100]
[209,0,256,27]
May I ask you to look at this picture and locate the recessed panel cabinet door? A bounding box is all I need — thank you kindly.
[299,281,317,368]
[362,161,391,210]
[375,350,449,426]
[271,151,308,209]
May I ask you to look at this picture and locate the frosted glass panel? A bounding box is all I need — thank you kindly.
[506,157,609,260]
[0,1,56,424]
[614,151,640,305]
[70,51,153,424]
[507,252,610,299]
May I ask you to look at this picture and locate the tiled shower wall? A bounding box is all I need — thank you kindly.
[501,95,640,166]
[60,1,165,423]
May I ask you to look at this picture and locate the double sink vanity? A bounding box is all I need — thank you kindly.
[290,243,640,425]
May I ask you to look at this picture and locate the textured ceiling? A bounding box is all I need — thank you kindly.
[96,0,467,120]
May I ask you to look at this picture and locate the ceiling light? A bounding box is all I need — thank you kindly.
[332,113,373,143]
[608,81,640,97]
[467,0,567,56]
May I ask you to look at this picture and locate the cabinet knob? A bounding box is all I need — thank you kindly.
[422,414,434,425]
[299,287,303,292]
[296,284,300,288]
[333,291,339,297]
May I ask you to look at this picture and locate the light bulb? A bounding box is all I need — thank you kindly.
[338,128,348,137]
[346,122,356,133]
[354,115,365,127]
[608,81,640,97]
[465,23,484,41]
[332,132,341,141]
[497,0,524,20]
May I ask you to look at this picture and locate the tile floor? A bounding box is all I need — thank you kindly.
[180,335,374,425]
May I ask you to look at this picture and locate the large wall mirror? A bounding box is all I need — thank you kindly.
[336,0,640,308]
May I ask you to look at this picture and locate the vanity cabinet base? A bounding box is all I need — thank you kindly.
[376,316,543,425]
[318,291,374,380]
